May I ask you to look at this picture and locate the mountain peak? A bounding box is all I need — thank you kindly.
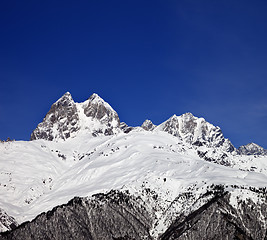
[169,112,195,121]
[64,91,71,96]
[141,119,156,131]
[156,112,235,152]
[88,93,103,102]
[82,93,120,126]
[55,92,73,103]
[238,142,267,155]
[181,112,194,118]
[30,92,79,141]
[31,92,122,141]
[30,93,236,155]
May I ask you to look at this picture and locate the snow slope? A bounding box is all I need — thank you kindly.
[1,131,267,234]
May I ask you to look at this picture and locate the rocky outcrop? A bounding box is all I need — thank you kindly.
[238,143,267,156]
[141,120,156,131]
[1,190,153,240]
[120,122,134,133]
[0,209,17,233]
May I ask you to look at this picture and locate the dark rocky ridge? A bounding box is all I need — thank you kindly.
[120,122,134,133]
[2,188,267,240]
[160,191,267,240]
[0,190,153,240]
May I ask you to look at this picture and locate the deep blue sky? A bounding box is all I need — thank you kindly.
[1,0,267,148]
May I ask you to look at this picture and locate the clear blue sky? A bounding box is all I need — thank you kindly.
[1,0,267,148]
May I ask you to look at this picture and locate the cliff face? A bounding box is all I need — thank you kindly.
[30,92,80,141]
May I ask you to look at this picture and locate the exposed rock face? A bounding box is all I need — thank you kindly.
[1,190,153,240]
[238,143,267,156]
[30,92,79,141]
[30,92,237,156]
[82,93,120,128]
[120,122,134,133]
[30,93,122,141]
[155,113,236,166]
[156,113,234,152]
[141,120,156,131]
[0,209,17,233]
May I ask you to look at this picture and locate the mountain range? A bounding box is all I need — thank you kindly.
[1,92,267,239]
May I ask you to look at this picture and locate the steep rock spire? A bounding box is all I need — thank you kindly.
[30,92,79,141]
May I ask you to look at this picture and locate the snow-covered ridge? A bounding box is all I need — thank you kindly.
[1,131,267,236]
[30,92,266,156]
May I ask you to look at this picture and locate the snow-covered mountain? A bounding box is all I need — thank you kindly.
[238,142,267,155]
[1,92,267,239]
[30,92,121,141]
[155,113,235,151]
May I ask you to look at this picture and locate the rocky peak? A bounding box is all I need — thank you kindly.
[30,92,79,141]
[30,92,122,141]
[156,113,235,152]
[238,143,267,155]
[56,91,72,102]
[156,114,180,138]
[82,93,120,127]
[141,120,156,131]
